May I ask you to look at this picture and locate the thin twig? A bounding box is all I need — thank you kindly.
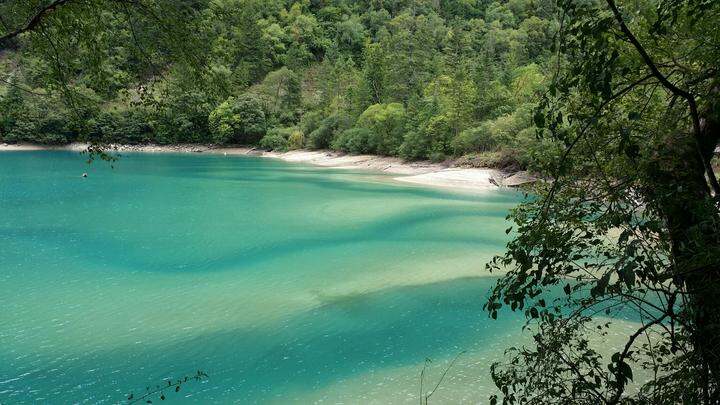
[424,351,466,404]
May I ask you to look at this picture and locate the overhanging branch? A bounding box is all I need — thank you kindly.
[605,0,720,195]
[0,0,73,45]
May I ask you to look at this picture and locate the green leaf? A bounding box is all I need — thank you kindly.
[620,262,636,287]
[591,273,610,297]
[620,361,633,380]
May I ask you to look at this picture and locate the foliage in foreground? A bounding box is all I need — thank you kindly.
[486,0,720,403]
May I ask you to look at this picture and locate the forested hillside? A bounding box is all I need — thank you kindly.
[0,0,557,168]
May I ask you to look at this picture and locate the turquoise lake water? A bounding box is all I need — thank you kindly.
[0,151,530,403]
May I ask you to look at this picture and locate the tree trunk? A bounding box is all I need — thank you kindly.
[646,121,720,401]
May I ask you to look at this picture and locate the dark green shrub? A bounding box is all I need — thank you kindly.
[300,110,323,136]
[400,114,454,161]
[259,127,296,151]
[308,113,352,149]
[259,132,288,151]
[115,110,153,144]
[331,127,373,154]
[356,103,406,155]
[208,94,267,144]
[451,123,497,155]
[0,89,75,145]
[87,109,153,144]
[151,89,212,144]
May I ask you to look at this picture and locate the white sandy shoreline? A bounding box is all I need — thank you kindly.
[0,142,536,192]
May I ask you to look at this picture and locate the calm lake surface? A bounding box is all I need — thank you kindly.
[1,151,527,403]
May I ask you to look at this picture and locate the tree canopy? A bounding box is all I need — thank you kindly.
[0,0,555,167]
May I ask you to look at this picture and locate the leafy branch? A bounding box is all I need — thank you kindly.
[0,0,72,46]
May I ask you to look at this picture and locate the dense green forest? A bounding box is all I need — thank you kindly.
[0,0,556,168]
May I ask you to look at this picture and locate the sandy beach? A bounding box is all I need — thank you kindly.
[0,142,535,192]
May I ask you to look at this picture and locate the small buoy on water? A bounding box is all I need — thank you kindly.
[82,172,88,178]
[224,152,227,156]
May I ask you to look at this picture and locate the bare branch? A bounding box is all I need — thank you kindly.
[424,351,465,404]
